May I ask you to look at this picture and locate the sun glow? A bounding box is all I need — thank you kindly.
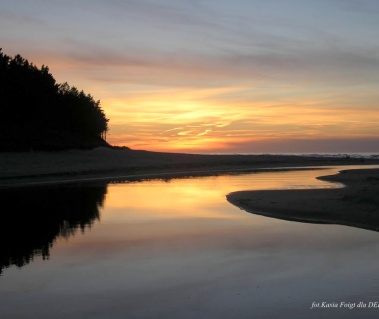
[3,0,379,153]
[103,90,379,153]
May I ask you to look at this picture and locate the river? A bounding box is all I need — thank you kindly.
[1,166,379,319]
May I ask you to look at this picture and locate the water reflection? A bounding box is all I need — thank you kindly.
[0,166,374,275]
[0,168,330,275]
[0,184,106,275]
[1,167,379,319]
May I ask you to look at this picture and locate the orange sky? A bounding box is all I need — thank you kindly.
[2,0,379,153]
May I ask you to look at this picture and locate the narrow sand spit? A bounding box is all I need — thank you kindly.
[227,168,379,232]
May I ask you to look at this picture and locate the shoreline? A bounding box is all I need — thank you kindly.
[1,147,379,188]
[227,168,379,232]
[0,166,329,189]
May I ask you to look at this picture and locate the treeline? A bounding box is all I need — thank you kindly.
[0,48,109,151]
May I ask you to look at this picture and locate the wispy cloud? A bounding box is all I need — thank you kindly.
[2,0,379,152]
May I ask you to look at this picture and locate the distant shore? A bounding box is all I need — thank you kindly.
[1,147,379,188]
[227,168,379,232]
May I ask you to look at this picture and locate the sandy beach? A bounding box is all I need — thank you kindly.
[2,148,379,230]
[2,148,379,318]
[227,168,379,232]
[1,147,379,187]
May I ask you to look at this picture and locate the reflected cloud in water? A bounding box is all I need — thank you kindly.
[2,168,379,318]
[0,168,328,275]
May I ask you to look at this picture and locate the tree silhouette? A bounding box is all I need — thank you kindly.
[0,48,109,151]
[0,184,107,274]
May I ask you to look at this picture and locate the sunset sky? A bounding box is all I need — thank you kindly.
[1,0,379,153]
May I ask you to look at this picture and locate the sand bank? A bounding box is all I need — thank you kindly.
[227,168,379,232]
[1,147,379,187]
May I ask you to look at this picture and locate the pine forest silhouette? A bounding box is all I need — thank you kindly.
[0,48,109,151]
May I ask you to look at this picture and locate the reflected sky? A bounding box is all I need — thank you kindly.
[103,168,341,222]
[1,167,379,319]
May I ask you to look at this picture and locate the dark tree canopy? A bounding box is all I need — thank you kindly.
[0,48,109,151]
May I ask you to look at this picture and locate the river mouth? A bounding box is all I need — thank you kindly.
[1,165,379,319]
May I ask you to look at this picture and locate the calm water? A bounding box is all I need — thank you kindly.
[1,166,379,319]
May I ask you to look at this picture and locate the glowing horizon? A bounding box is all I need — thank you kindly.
[1,0,379,153]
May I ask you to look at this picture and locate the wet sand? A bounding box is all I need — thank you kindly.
[227,168,379,232]
[1,147,379,187]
